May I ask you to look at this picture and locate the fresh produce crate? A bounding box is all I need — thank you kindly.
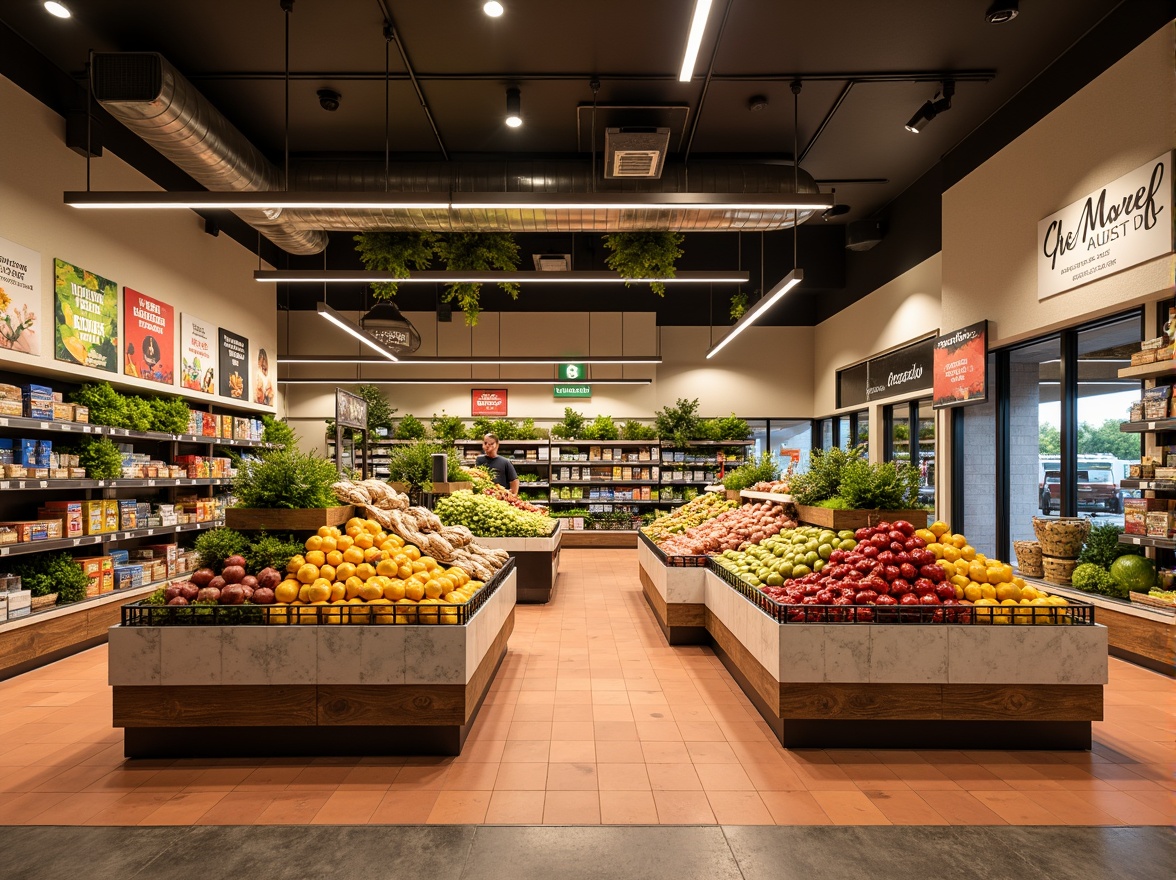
[706,559,1095,625]
[795,506,928,530]
[638,530,707,567]
[1129,591,1176,610]
[121,557,515,627]
[430,481,473,494]
[223,505,354,531]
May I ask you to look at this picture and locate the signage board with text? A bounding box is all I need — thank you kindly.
[558,363,587,381]
[933,321,988,409]
[865,337,935,402]
[554,384,592,399]
[471,388,508,416]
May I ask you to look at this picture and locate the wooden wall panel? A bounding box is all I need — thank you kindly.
[114,685,318,726]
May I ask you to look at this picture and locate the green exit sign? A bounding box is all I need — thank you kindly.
[558,363,587,381]
[554,384,592,399]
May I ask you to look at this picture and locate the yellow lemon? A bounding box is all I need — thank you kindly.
[941,545,961,563]
[325,550,344,568]
[296,563,320,585]
[304,535,323,552]
[404,581,425,601]
[319,564,336,583]
[335,562,357,582]
[287,554,306,574]
[320,535,338,553]
[383,579,406,601]
[963,583,983,602]
[929,520,949,538]
[342,546,365,565]
[359,580,383,601]
[275,580,300,604]
[329,581,346,602]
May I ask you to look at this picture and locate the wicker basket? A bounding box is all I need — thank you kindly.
[1042,556,1079,585]
[30,592,58,611]
[1013,540,1044,577]
[1031,516,1090,558]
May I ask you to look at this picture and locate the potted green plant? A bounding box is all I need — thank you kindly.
[353,232,437,300]
[226,448,349,529]
[432,233,521,325]
[602,231,684,296]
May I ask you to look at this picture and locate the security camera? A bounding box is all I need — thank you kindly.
[317,88,342,112]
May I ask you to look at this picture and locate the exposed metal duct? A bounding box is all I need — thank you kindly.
[92,52,823,253]
[92,52,328,255]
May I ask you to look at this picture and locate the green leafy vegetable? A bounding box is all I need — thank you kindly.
[1078,523,1142,569]
[233,448,339,509]
[1071,562,1120,597]
[244,532,304,572]
[788,446,866,506]
[194,528,248,573]
[620,420,657,440]
[387,440,462,491]
[9,552,89,603]
[581,415,619,440]
[655,398,701,447]
[122,396,154,432]
[722,452,779,491]
[551,408,586,439]
[393,414,428,440]
[836,459,921,509]
[430,412,467,443]
[147,396,191,434]
[262,414,297,449]
[69,382,127,428]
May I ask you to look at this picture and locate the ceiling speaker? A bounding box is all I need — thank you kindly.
[846,219,885,252]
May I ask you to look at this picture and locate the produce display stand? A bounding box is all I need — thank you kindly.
[473,521,561,604]
[795,506,928,530]
[702,563,1106,749]
[223,505,355,531]
[739,490,794,503]
[637,531,707,645]
[1032,580,1174,677]
[108,559,518,758]
[562,529,637,548]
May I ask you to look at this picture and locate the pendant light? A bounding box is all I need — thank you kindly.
[359,300,423,354]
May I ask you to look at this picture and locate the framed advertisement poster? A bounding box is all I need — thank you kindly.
[933,321,988,409]
[471,388,507,416]
[123,288,174,385]
[218,329,249,400]
[181,314,216,394]
[53,258,118,372]
[0,235,41,354]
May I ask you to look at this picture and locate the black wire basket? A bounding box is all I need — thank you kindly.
[638,530,708,568]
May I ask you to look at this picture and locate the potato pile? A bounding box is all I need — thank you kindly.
[658,501,798,557]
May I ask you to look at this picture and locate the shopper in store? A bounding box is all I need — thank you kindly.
[476,433,519,494]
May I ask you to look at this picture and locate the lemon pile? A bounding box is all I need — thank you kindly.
[918,520,1071,625]
[269,517,484,625]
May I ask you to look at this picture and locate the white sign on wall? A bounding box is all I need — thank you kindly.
[1037,151,1173,300]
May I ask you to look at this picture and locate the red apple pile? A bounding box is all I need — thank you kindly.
[759,520,969,623]
[163,555,283,607]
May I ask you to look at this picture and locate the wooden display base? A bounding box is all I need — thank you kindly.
[636,533,707,645]
[224,505,354,531]
[561,530,637,548]
[639,566,706,645]
[1037,583,1174,676]
[473,530,561,604]
[795,506,928,530]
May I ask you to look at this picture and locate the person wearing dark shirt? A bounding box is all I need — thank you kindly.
[475,433,519,494]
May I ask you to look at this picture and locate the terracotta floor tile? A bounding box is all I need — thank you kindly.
[442,762,500,791]
[694,763,756,791]
[1122,789,1176,814]
[549,740,596,763]
[194,790,277,825]
[635,721,683,741]
[550,721,595,740]
[652,789,715,823]
[861,790,949,825]
[500,739,550,763]
[552,705,594,722]
[24,791,126,824]
[485,789,545,823]
[811,790,892,825]
[917,790,1010,825]
[546,762,598,791]
[427,789,492,823]
[599,789,659,824]
[685,741,740,764]
[369,789,440,823]
[138,790,229,825]
[1021,789,1149,825]
[760,790,832,824]
[640,741,691,763]
[705,790,775,824]
[543,790,600,824]
[390,765,450,790]
[494,762,550,790]
[742,761,806,791]
[0,790,71,824]
[596,762,650,791]
[647,762,703,791]
[593,721,638,740]
[970,790,1066,824]
[507,721,553,740]
[84,791,185,826]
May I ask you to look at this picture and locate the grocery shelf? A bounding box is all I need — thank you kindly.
[1117,361,1175,380]
[740,490,794,503]
[552,441,660,447]
[549,479,660,486]
[0,416,268,445]
[660,479,716,485]
[1121,479,1176,490]
[0,569,196,633]
[661,439,754,446]
[0,521,218,558]
[547,499,664,505]
[0,478,231,491]
[1120,419,1176,434]
[1119,533,1176,550]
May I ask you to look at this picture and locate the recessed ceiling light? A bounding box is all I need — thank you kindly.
[483,1,504,17]
[984,1,1018,24]
[44,1,71,18]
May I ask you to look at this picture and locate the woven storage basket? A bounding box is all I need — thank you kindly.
[1032,516,1090,558]
[30,592,58,611]
[1042,556,1079,585]
[1013,540,1044,577]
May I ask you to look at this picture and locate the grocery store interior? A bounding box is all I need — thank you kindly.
[0,2,1172,878]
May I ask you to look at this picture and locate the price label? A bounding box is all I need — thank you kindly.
[83,426,92,433]
[1149,422,1157,430]
[39,422,48,430]
[38,481,47,489]
[0,418,7,427]
[1131,537,1142,544]
[148,480,156,487]
[61,425,71,432]
[72,538,81,546]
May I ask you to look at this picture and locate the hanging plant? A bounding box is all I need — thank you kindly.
[432,233,521,326]
[602,231,684,296]
[729,291,748,321]
[353,232,437,300]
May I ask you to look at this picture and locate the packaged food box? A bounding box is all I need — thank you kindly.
[1132,349,1158,366]
[3,464,26,478]
[77,556,114,578]
[99,570,114,593]
[81,500,107,535]
[21,384,52,400]
[45,519,61,539]
[113,565,145,591]
[1142,336,1166,350]
[15,439,36,466]
[51,402,73,421]
[0,399,22,417]
[23,399,54,420]
[151,560,168,582]
[26,468,48,479]
[0,384,21,401]
[49,469,68,480]
[72,405,89,423]
[35,439,51,468]
[39,501,82,537]
[0,594,7,622]
[67,467,86,479]
[118,500,138,531]
[202,413,216,437]
[0,521,48,542]
[1124,498,1172,534]
[1146,511,1174,538]
[220,416,233,439]
[7,589,31,618]
[109,550,130,566]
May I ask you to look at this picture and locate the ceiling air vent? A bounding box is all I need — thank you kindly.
[604,127,671,179]
[533,254,572,271]
[92,52,164,102]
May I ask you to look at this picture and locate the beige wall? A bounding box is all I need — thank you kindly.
[281,309,816,451]
[0,74,277,412]
[942,24,1176,347]
[812,253,942,415]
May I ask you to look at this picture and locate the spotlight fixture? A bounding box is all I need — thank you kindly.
[358,301,422,354]
[505,87,522,128]
[678,0,713,82]
[747,95,769,113]
[904,80,954,134]
[316,88,341,112]
[984,1,1018,23]
[43,1,71,17]
[483,1,504,16]
[821,188,850,221]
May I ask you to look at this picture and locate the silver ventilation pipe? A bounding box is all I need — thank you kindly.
[92,52,328,255]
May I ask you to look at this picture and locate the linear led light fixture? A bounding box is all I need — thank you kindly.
[316,302,399,362]
[705,268,803,360]
[278,355,662,365]
[278,378,652,386]
[65,191,832,212]
[256,270,748,284]
[679,0,713,82]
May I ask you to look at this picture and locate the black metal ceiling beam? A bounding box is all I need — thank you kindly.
[799,81,853,165]
[376,2,448,160]
[180,69,997,84]
[682,0,736,165]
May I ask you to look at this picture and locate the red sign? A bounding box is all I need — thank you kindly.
[779,447,802,465]
[123,287,174,385]
[471,388,508,416]
[933,321,988,409]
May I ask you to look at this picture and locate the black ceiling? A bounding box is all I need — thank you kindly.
[1,0,1168,325]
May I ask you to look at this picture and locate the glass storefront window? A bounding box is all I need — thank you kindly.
[888,406,911,465]
[770,419,812,476]
[916,399,935,506]
[850,410,869,455]
[838,416,851,449]
[1009,336,1062,551]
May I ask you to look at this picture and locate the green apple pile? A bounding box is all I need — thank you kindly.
[712,526,857,587]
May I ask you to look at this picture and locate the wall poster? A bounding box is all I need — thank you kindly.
[123,287,174,385]
[0,235,41,355]
[471,389,508,416]
[53,258,118,372]
[218,329,249,400]
[181,314,216,394]
[933,321,988,409]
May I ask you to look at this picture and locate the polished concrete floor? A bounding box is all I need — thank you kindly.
[0,549,1172,875]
